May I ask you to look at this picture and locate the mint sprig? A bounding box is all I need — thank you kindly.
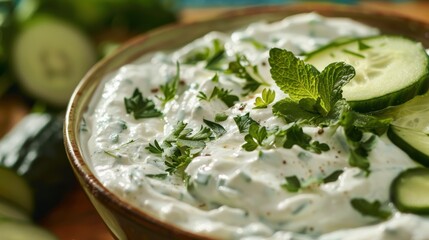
[269,48,355,122]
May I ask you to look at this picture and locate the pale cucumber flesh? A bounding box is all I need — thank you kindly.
[306,36,429,112]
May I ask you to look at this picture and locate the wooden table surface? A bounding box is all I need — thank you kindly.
[1,2,428,240]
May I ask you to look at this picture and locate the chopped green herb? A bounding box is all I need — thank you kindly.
[228,54,268,95]
[282,124,330,154]
[124,88,162,119]
[147,121,214,176]
[323,170,344,183]
[215,113,228,122]
[351,198,392,220]
[241,37,267,50]
[254,88,276,109]
[183,39,226,70]
[203,119,226,138]
[145,173,168,180]
[281,176,301,193]
[158,62,180,105]
[242,124,268,151]
[146,140,163,154]
[233,112,259,133]
[198,86,239,108]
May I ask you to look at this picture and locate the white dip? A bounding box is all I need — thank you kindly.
[81,13,429,240]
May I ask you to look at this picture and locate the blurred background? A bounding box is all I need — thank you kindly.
[0,0,428,239]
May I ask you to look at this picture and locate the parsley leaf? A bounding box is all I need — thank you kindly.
[228,54,268,95]
[242,124,268,151]
[146,121,214,176]
[158,62,180,105]
[233,112,259,133]
[203,119,226,138]
[254,88,276,109]
[269,48,354,119]
[183,39,225,70]
[124,88,162,119]
[198,86,239,108]
[351,198,391,220]
[282,124,330,154]
[146,140,163,154]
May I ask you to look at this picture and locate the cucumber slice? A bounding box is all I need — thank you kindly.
[382,93,429,166]
[0,167,33,215]
[0,198,31,222]
[12,14,97,107]
[391,168,429,214]
[388,126,429,167]
[0,219,58,240]
[306,36,429,112]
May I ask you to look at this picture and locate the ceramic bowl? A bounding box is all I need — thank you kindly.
[64,4,429,240]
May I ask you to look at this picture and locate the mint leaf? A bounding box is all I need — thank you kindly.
[233,113,259,133]
[269,48,354,117]
[254,88,276,109]
[351,198,391,220]
[124,88,162,119]
[203,119,226,138]
[273,98,321,124]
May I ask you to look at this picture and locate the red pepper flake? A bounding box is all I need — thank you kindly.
[151,88,159,93]
[317,128,324,135]
[179,79,186,86]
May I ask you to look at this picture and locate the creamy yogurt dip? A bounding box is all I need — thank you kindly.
[81,13,429,239]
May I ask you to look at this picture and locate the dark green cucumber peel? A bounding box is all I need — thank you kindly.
[390,168,429,214]
[387,126,429,168]
[349,71,429,113]
[0,113,76,219]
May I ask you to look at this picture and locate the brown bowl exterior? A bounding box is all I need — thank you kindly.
[64,4,429,240]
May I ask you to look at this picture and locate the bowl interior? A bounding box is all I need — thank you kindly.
[65,4,429,239]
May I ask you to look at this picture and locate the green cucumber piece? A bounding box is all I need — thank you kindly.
[306,35,429,112]
[0,219,58,240]
[12,14,96,107]
[0,167,33,215]
[0,113,75,219]
[391,168,429,214]
[0,198,31,222]
[387,126,429,167]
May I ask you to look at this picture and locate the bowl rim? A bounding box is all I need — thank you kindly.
[64,3,429,239]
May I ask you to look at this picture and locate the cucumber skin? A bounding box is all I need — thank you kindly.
[0,113,76,219]
[390,168,429,214]
[349,70,429,113]
[306,36,429,113]
[387,127,429,168]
